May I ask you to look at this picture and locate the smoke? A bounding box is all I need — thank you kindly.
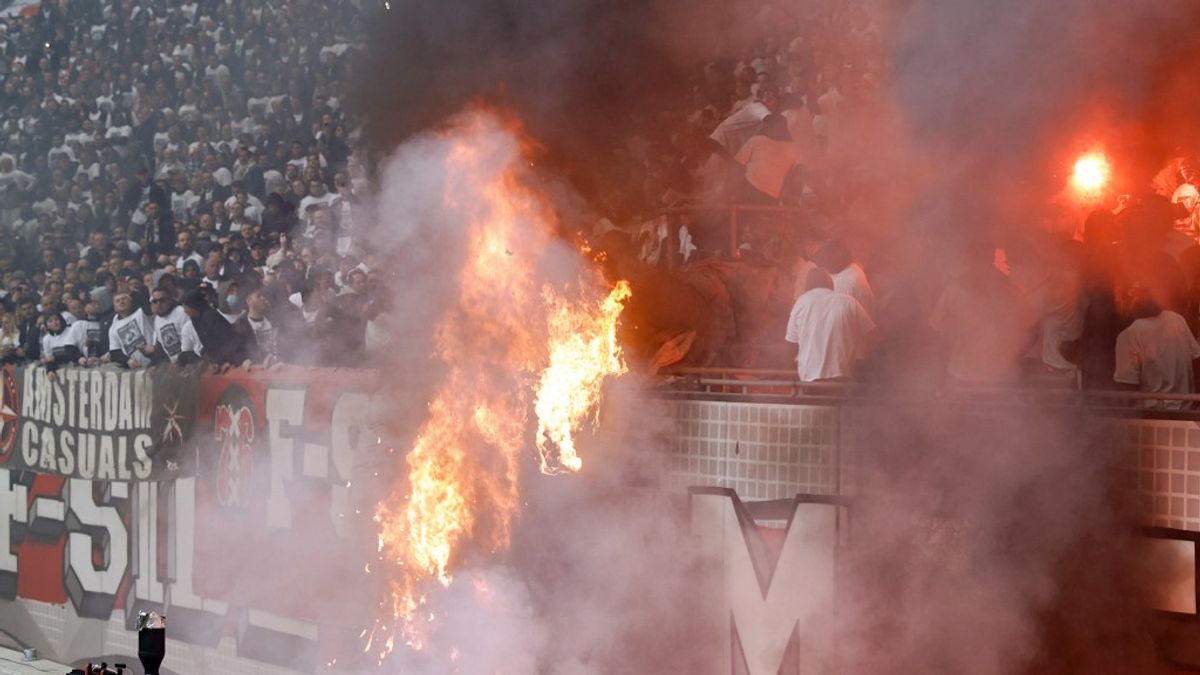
[352,0,764,210]
[337,0,1200,672]
[375,386,711,675]
[351,107,716,673]
[887,0,1200,244]
[834,1,1200,673]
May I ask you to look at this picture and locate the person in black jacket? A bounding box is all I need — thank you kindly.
[139,201,177,257]
[180,288,250,366]
[14,298,39,362]
[121,166,170,224]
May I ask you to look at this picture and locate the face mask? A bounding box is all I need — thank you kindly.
[225,294,240,309]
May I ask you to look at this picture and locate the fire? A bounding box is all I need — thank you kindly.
[1071,152,1110,194]
[370,110,630,660]
[535,280,632,474]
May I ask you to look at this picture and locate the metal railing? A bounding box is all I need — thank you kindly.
[657,204,810,259]
[658,366,1200,419]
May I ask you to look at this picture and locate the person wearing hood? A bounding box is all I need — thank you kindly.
[734,113,804,204]
[108,292,153,368]
[261,191,298,237]
[39,312,85,368]
[181,288,250,365]
[75,299,107,364]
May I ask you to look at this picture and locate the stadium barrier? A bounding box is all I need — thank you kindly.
[0,363,1195,673]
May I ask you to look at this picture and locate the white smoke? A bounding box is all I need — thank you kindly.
[355,112,716,674]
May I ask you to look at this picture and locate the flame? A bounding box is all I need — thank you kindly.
[1071,152,1109,194]
[535,280,632,473]
[371,110,630,659]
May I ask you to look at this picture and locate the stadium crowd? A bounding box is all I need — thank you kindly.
[589,2,1200,407]
[0,0,1195,408]
[0,0,380,371]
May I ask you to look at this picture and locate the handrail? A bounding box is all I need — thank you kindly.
[655,203,810,259]
[658,366,1200,410]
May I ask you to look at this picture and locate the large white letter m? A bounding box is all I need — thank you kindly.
[691,487,840,675]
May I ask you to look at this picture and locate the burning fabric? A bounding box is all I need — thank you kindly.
[368,108,630,659]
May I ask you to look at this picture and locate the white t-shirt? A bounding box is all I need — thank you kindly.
[785,288,875,382]
[109,308,153,363]
[710,101,770,153]
[298,192,338,224]
[247,315,277,358]
[176,251,205,270]
[1114,311,1200,409]
[41,326,86,361]
[832,263,876,319]
[73,319,103,357]
[171,190,200,222]
[930,270,1025,383]
[735,136,802,199]
[152,305,202,363]
[1020,268,1085,371]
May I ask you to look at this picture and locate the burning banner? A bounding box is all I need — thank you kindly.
[370,109,631,659]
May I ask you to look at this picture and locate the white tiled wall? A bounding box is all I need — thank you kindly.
[1122,419,1200,531]
[664,399,841,499]
[663,399,1200,532]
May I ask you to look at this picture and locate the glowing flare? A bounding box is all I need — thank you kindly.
[1072,152,1109,194]
[371,110,630,659]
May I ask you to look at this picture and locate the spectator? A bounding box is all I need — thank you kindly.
[39,312,84,368]
[181,288,250,366]
[733,113,803,203]
[175,232,204,270]
[930,246,1026,383]
[785,267,875,382]
[108,292,153,369]
[146,286,201,365]
[814,240,876,318]
[711,84,779,154]
[12,296,38,357]
[237,284,279,364]
[1114,283,1200,409]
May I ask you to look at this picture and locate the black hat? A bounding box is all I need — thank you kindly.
[180,288,208,311]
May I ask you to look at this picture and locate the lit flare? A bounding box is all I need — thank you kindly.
[1071,152,1109,194]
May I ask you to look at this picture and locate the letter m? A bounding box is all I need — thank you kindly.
[691,488,839,675]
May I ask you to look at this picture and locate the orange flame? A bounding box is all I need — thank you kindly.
[371,110,630,660]
[535,280,632,474]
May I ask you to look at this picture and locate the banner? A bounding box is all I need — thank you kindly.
[191,367,380,622]
[7,365,199,481]
[0,366,381,673]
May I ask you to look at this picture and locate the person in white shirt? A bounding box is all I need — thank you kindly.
[710,85,779,153]
[46,134,76,166]
[0,156,35,205]
[201,254,225,290]
[144,287,202,365]
[814,240,876,318]
[154,147,185,181]
[785,267,875,382]
[108,293,153,368]
[1114,285,1200,409]
[39,312,85,367]
[930,249,1026,383]
[735,114,803,202]
[298,179,338,227]
[174,231,204,270]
